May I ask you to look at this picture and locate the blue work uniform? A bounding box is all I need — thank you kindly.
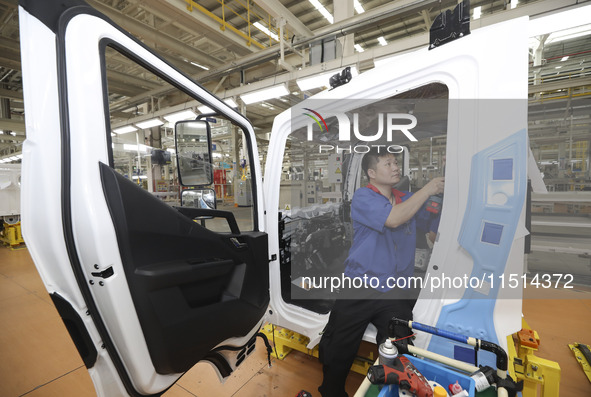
[344,184,438,291]
[318,184,440,397]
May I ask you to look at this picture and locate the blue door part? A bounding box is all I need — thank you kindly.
[428,129,527,366]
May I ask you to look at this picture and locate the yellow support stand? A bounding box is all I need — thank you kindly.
[568,343,591,383]
[508,319,561,397]
[0,221,25,249]
[261,323,375,376]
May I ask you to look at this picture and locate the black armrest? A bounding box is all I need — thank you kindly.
[174,207,240,234]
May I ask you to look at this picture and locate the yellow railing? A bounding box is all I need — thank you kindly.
[184,0,287,49]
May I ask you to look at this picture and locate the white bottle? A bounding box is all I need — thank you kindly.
[378,338,398,367]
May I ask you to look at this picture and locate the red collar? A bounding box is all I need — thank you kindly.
[366,184,406,204]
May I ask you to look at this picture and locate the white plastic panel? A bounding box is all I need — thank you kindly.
[264,17,529,353]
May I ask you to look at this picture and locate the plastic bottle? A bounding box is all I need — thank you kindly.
[433,386,448,397]
[378,338,398,367]
[449,381,463,395]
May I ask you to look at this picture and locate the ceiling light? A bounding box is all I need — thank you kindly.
[111,132,116,137]
[296,66,359,91]
[555,66,562,69]
[224,98,238,108]
[113,125,138,134]
[561,56,569,61]
[474,6,482,20]
[354,0,364,14]
[198,99,238,114]
[241,84,289,104]
[354,44,364,53]
[163,110,197,123]
[190,62,209,70]
[135,118,164,129]
[309,0,334,24]
[511,0,518,9]
[547,25,591,44]
[123,144,149,153]
[253,21,278,41]
[9,156,19,161]
[377,36,387,46]
[15,154,23,159]
[166,148,176,154]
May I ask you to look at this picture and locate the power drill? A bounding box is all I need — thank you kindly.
[367,356,433,397]
[426,194,443,215]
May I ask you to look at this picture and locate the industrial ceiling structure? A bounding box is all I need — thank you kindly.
[0,0,590,161]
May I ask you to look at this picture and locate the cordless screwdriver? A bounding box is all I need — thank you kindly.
[367,356,433,397]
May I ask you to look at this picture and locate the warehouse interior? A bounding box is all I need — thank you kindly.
[1,0,591,396]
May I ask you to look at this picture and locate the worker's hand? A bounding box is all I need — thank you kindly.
[424,177,445,196]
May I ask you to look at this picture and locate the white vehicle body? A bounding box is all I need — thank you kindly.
[19,0,529,395]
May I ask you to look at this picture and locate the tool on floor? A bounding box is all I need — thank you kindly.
[568,342,591,383]
[367,355,433,397]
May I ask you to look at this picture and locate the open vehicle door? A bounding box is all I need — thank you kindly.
[19,0,269,395]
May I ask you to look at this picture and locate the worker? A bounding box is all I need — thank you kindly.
[318,147,444,397]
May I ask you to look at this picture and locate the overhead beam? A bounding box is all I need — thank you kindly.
[0,88,22,101]
[528,77,591,94]
[0,118,25,133]
[254,0,313,38]
[87,0,223,67]
[0,35,19,52]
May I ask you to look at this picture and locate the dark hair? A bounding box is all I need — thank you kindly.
[361,147,398,179]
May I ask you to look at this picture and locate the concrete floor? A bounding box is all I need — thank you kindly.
[1,245,590,397]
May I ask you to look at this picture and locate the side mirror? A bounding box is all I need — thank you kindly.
[175,120,213,186]
[181,189,216,209]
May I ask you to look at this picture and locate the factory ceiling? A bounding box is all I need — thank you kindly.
[0,0,590,156]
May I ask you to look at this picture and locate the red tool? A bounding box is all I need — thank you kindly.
[367,356,433,397]
[426,194,443,214]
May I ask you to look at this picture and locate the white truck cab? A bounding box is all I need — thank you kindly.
[18,0,529,395]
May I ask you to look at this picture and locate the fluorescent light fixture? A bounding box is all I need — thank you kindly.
[9,156,19,161]
[354,44,364,53]
[110,132,116,137]
[253,21,278,41]
[224,98,238,108]
[132,175,148,180]
[166,148,176,154]
[377,36,387,46]
[561,56,569,61]
[309,0,333,24]
[163,110,197,124]
[555,66,562,69]
[511,0,518,9]
[547,25,591,44]
[123,144,148,153]
[190,62,209,70]
[15,154,23,159]
[474,6,481,20]
[354,0,364,14]
[198,99,239,114]
[113,125,138,134]
[135,118,164,129]
[241,84,289,104]
[296,66,359,90]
